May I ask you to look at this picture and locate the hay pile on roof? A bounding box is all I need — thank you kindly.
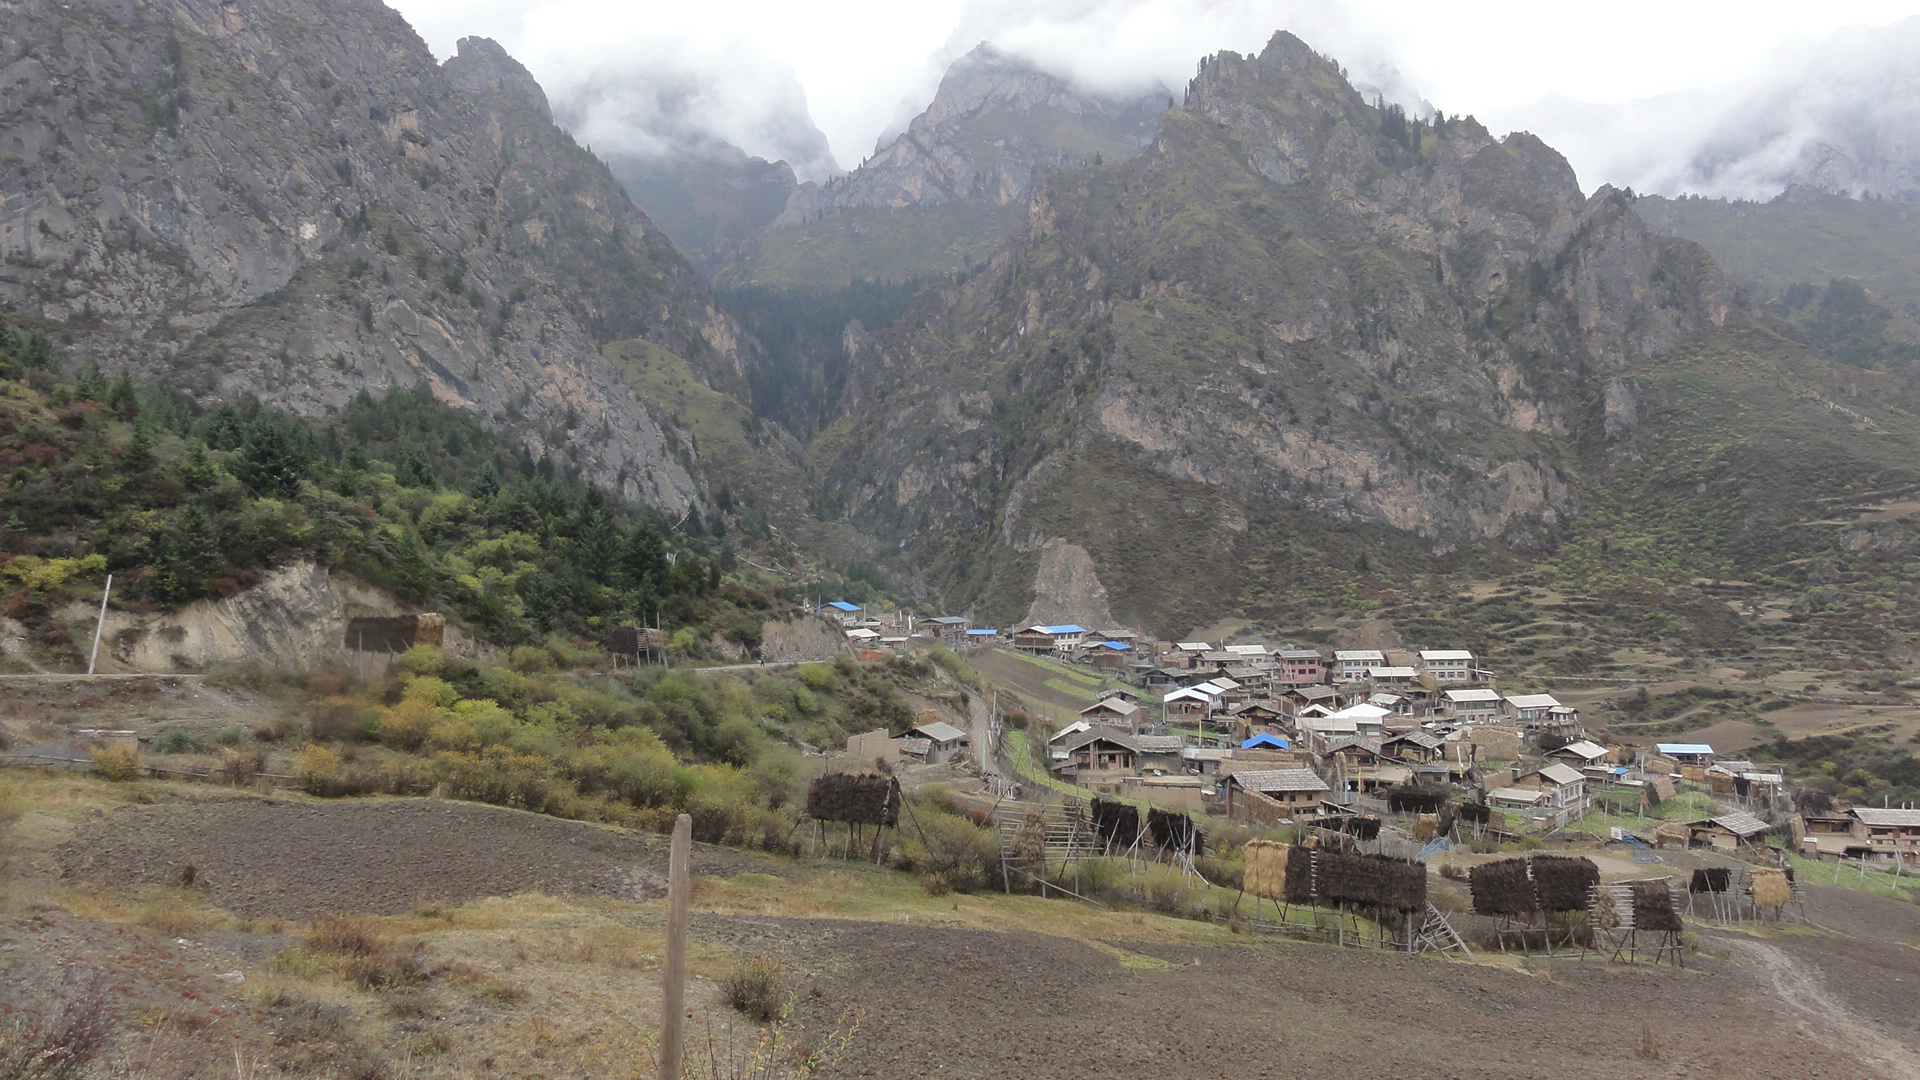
[804,773,901,826]
[1282,845,1316,905]
[1689,868,1732,894]
[1630,881,1683,932]
[1651,820,1689,846]
[1315,850,1427,912]
[1529,856,1600,911]
[1469,857,1535,916]
[1243,839,1289,900]
[1750,868,1791,910]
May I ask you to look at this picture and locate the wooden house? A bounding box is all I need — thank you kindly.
[1547,740,1609,768]
[1079,697,1141,727]
[1013,624,1087,656]
[1684,811,1773,851]
[1508,762,1588,811]
[1851,807,1920,864]
[1053,728,1138,780]
[1222,768,1330,822]
[921,616,970,642]
[1281,683,1342,716]
[1131,735,1187,774]
[1382,730,1445,764]
[1505,693,1564,726]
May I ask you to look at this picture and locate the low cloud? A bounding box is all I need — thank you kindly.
[1491,17,1920,199]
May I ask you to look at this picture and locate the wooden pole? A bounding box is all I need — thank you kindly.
[86,574,113,676]
[657,813,691,1080]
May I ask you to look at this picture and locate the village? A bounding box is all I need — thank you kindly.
[822,603,1920,870]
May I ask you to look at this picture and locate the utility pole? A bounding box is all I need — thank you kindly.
[657,813,691,1080]
[86,574,113,676]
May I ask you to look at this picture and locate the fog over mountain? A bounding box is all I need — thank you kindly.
[1493,16,1920,200]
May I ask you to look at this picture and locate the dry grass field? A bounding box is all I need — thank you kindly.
[4,773,1920,1079]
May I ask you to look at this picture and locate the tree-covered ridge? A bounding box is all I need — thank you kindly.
[0,314,770,655]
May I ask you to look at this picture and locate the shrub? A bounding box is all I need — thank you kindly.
[306,916,384,957]
[293,743,344,796]
[895,812,998,892]
[721,956,789,1023]
[0,976,113,1080]
[88,744,142,781]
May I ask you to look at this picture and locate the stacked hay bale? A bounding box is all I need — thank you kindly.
[1386,786,1449,815]
[1282,845,1317,905]
[1243,840,1290,900]
[1413,814,1440,843]
[1750,868,1792,912]
[1457,802,1492,826]
[1091,797,1140,849]
[1468,857,1536,916]
[1629,881,1683,932]
[1315,849,1427,913]
[1146,808,1204,855]
[1529,856,1601,911]
[1652,820,1689,848]
[804,773,901,826]
[1341,816,1381,841]
[1689,868,1732,894]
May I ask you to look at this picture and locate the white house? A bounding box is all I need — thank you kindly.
[1332,650,1387,682]
[1418,649,1475,684]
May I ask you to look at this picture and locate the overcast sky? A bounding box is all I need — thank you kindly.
[389,0,1920,190]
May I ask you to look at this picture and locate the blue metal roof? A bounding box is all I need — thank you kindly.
[1036,624,1086,635]
[965,628,999,635]
[926,616,968,624]
[825,601,861,612]
[1242,734,1291,749]
[1657,743,1715,755]
[1092,641,1131,651]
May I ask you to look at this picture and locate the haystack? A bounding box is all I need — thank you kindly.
[1341,815,1381,841]
[1529,855,1600,912]
[1243,840,1289,900]
[1146,808,1204,855]
[1469,857,1535,916]
[1651,820,1689,848]
[1412,814,1439,842]
[804,773,901,826]
[1091,797,1140,849]
[1282,845,1317,905]
[1629,881,1683,932]
[1316,849,1427,912]
[1457,801,1492,826]
[1386,785,1449,815]
[1750,868,1791,910]
[1689,868,1732,894]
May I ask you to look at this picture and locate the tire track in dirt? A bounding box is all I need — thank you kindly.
[1724,937,1920,1079]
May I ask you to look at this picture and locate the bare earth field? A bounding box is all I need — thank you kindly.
[7,781,1920,1079]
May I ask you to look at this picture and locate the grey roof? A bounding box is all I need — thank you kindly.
[1701,812,1772,837]
[1224,665,1266,679]
[1277,649,1324,661]
[1321,737,1384,756]
[1852,808,1920,827]
[896,737,932,754]
[1131,735,1187,752]
[1063,727,1138,753]
[1385,731,1445,751]
[913,721,969,743]
[1080,698,1140,717]
[1230,768,1330,794]
[1291,685,1339,701]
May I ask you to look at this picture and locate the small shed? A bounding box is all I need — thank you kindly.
[1686,811,1772,851]
[1223,768,1330,821]
[911,720,969,764]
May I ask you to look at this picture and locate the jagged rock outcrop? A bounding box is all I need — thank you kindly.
[811,32,1748,633]
[0,0,758,512]
[719,44,1168,285]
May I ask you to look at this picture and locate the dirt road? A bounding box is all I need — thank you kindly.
[1721,937,1920,1079]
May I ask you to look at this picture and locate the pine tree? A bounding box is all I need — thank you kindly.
[237,419,310,497]
[121,423,154,472]
[106,371,139,420]
[73,365,107,402]
[469,463,500,500]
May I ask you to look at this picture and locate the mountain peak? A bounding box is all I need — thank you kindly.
[444,36,553,125]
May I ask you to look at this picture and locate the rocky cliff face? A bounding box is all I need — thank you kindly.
[719,45,1167,286]
[813,32,1748,633]
[0,0,757,512]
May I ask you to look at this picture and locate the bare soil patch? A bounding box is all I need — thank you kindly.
[56,797,776,918]
[727,915,1909,1079]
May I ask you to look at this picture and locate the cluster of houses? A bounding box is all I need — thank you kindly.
[818,605,1918,865]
